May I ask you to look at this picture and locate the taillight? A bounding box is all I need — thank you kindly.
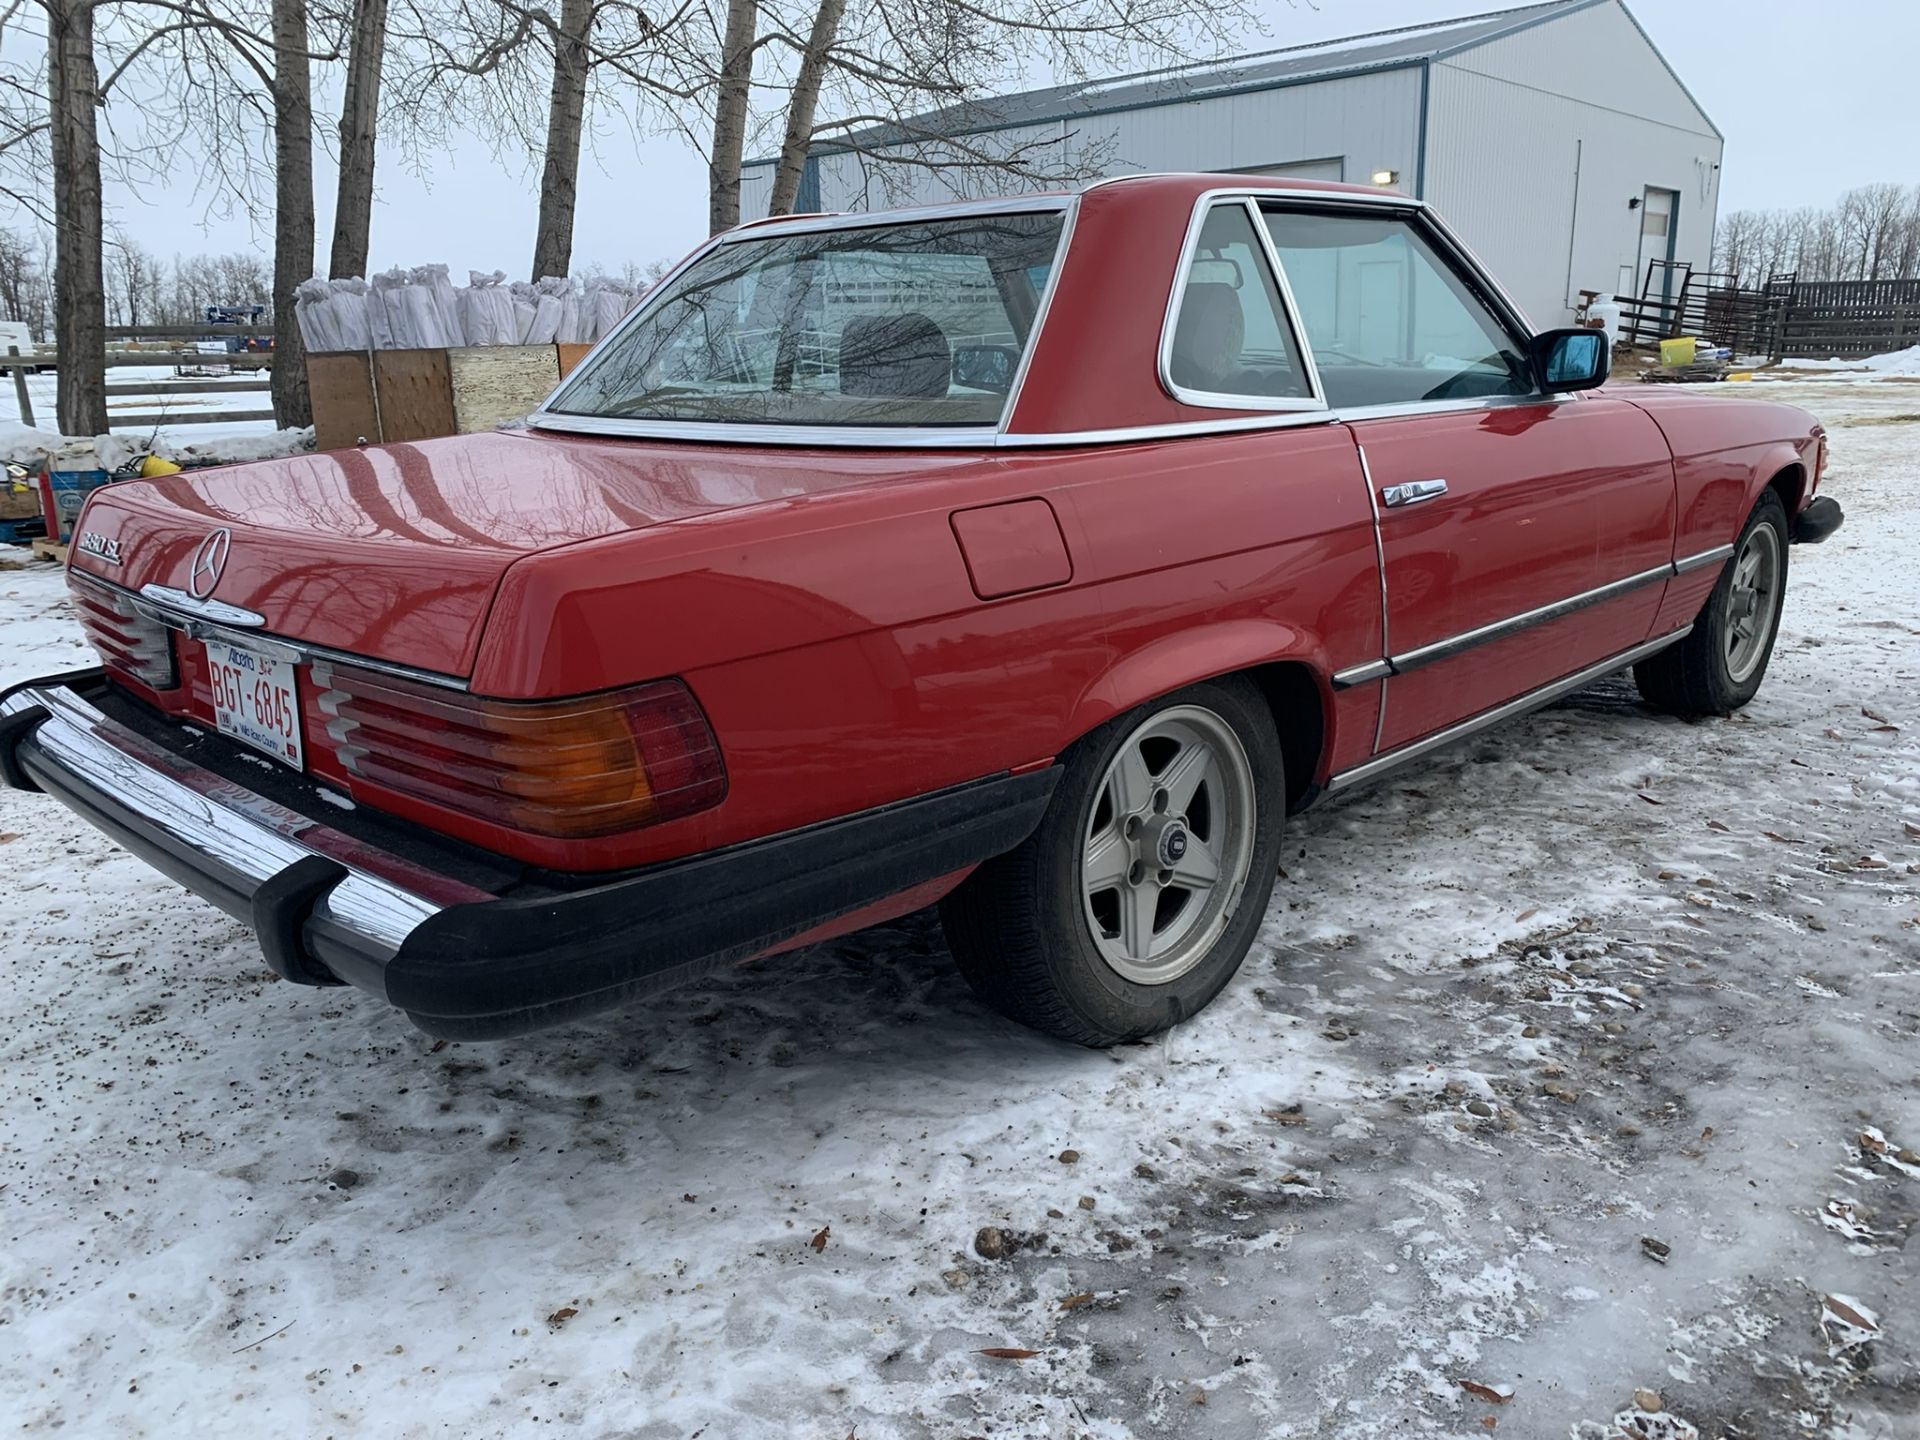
[310,662,726,839]
[70,576,177,691]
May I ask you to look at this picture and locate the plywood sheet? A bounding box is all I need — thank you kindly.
[447,345,561,433]
[556,343,594,379]
[372,349,455,442]
[307,351,379,452]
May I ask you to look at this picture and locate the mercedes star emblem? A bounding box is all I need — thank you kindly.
[188,527,231,600]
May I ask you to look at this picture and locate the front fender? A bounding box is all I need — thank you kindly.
[1060,619,1333,751]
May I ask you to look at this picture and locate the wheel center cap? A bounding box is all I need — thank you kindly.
[1156,823,1189,867]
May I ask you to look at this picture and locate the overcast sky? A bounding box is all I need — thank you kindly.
[90,0,1920,280]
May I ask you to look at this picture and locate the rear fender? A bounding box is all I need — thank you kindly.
[1061,620,1335,768]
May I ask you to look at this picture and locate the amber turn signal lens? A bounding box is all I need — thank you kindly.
[312,663,726,839]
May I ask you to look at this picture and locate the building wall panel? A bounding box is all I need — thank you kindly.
[1425,59,1722,326]
[1443,0,1719,139]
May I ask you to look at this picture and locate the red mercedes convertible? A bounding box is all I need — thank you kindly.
[1,174,1841,1042]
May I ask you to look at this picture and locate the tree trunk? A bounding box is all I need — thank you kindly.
[530,0,591,279]
[47,0,107,436]
[766,0,845,217]
[707,0,757,234]
[328,0,388,279]
[270,0,314,428]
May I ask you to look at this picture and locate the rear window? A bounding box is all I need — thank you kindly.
[548,212,1065,428]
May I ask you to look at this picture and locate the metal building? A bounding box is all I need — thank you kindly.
[738,0,1723,326]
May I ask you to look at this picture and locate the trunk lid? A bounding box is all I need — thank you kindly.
[69,429,983,677]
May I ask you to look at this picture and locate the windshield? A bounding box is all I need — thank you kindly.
[548,211,1066,428]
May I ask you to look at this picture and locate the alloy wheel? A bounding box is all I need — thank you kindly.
[1725,523,1782,684]
[1079,705,1258,985]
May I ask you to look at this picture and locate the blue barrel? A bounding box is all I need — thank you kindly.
[45,467,110,543]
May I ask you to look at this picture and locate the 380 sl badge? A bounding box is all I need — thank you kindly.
[76,530,121,565]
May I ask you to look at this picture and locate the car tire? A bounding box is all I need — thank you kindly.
[939,676,1286,1047]
[1634,489,1790,717]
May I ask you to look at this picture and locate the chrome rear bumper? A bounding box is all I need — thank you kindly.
[2,672,1059,1037]
[0,675,489,987]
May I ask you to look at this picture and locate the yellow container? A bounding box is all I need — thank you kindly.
[1659,337,1698,366]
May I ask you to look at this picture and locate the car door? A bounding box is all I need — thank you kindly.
[1259,202,1678,755]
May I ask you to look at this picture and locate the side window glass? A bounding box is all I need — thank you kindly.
[1260,208,1534,410]
[1166,203,1314,405]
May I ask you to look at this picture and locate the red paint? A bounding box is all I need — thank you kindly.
[65,177,1825,891]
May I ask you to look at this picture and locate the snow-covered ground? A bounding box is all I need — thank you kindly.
[0,378,1915,1439]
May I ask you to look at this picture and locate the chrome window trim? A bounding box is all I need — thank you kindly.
[526,411,1009,449]
[1326,626,1693,793]
[531,407,1348,449]
[0,682,489,949]
[1155,193,1328,414]
[91,574,472,693]
[534,198,1077,436]
[1673,542,1735,574]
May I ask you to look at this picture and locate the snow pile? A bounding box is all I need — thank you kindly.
[1860,342,1920,374]
[1766,342,1920,376]
[295,268,643,353]
[0,419,312,471]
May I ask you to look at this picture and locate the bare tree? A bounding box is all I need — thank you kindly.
[329,0,390,278]
[1716,184,1920,286]
[396,0,699,278]
[0,227,54,336]
[739,0,1257,222]
[104,231,169,327]
[764,0,843,216]
[707,0,757,232]
[46,0,108,433]
[265,0,315,425]
[531,0,591,277]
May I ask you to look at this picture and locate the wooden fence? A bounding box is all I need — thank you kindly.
[2,325,277,431]
[1772,278,1920,360]
[1607,262,1920,362]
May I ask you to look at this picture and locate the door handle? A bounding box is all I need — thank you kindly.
[1381,478,1448,507]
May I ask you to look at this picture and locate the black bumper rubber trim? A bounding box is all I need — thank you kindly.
[387,767,1060,1039]
[0,704,51,792]
[1793,496,1844,544]
[253,855,351,987]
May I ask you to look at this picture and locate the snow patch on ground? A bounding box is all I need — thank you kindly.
[0,379,1915,1437]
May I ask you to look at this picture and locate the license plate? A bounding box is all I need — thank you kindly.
[203,639,304,769]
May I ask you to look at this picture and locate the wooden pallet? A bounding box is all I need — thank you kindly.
[31,536,67,563]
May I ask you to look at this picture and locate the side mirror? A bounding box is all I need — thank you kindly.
[1532,327,1609,392]
[952,343,1020,393]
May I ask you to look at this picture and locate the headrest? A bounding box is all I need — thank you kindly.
[1170,282,1245,390]
[839,313,951,399]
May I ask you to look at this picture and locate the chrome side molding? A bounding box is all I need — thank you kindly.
[1673,542,1735,574]
[1329,543,1735,690]
[1326,626,1692,792]
[1390,562,1673,675]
